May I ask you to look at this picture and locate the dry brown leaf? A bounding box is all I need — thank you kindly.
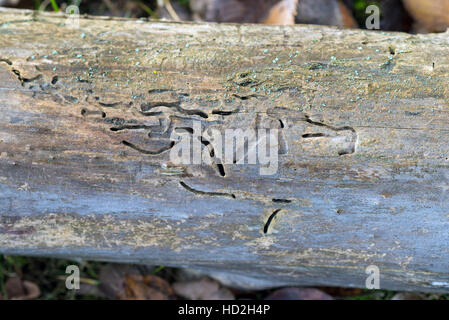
[99,264,140,299]
[121,274,173,300]
[122,275,151,300]
[144,274,175,298]
[22,281,41,300]
[5,277,40,300]
[99,264,175,300]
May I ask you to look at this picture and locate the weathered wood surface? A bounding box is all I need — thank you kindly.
[1,8,449,292]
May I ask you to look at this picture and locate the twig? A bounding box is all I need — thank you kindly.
[163,0,181,21]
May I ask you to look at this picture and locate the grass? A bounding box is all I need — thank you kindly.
[32,0,190,13]
[49,0,59,12]
[136,1,156,16]
[33,0,60,11]
[0,254,106,299]
[345,289,397,300]
[352,0,381,28]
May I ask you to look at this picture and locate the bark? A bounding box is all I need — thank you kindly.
[1,8,449,291]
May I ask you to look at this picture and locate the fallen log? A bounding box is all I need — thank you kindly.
[1,8,449,292]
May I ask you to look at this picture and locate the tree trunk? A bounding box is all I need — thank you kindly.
[1,8,449,292]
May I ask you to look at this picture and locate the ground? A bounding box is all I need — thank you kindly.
[1,254,448,300]
[1,0,448,300]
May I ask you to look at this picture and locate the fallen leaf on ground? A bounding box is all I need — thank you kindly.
[173,278,235,300]
[121,274,176,300]
[5,277,40,300]
[99,264,175,300]
[99,264,141,299]
[265,288,333,300]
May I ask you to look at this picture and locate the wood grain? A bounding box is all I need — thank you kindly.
[1,8,449,291]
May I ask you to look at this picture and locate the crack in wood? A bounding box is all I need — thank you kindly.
[232,94,260,101]
[0,58,12,65]
[302,133,328,138]
[5,60,357,181]
[264,209,282,234]
[81,108,106,118]
[141,101,209,119]
[148,89,173,94]
[272,199,292,203]
[199,135,226,177]
[231,71,266,88]
[99,101,133,108]
[122,140,175,155]
[302,115,357,156]
[211,109,240,116]
[11,68,42,86]
[304,115,356,133]
[179,181,236,199]
[110,125,155,132]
